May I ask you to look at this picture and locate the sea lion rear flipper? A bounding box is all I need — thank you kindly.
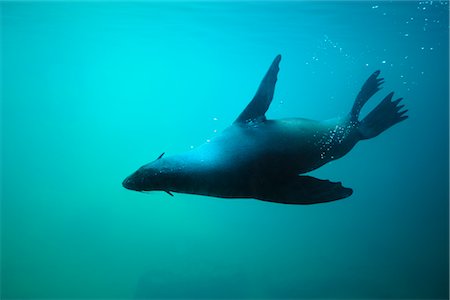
[234,55,281,124]
[257,175,353,205]
[359,92,408,140]
[350,70,384,121]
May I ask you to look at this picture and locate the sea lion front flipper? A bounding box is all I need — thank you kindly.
[257,175,353,205]
[234,55,281,124]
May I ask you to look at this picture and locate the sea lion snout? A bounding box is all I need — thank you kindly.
[122,172,145,191]
[122,175,137,191]
[123,166,165,192]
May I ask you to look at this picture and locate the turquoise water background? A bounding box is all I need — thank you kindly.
[2,1,449,299]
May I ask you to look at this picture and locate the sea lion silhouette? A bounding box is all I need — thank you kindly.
[123,55,407,204]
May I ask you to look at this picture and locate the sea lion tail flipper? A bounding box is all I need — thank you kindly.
[234,55,282,124]
[358,92,408,140]
[257,176,353,205]
[350,70,384,122]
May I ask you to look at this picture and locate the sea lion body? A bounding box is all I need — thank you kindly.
[149,117,358,199]
[123,55,407,204]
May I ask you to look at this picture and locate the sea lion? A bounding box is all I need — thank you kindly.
[122,55,407,204]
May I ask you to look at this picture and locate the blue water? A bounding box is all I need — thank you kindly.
[1,1,449,299]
